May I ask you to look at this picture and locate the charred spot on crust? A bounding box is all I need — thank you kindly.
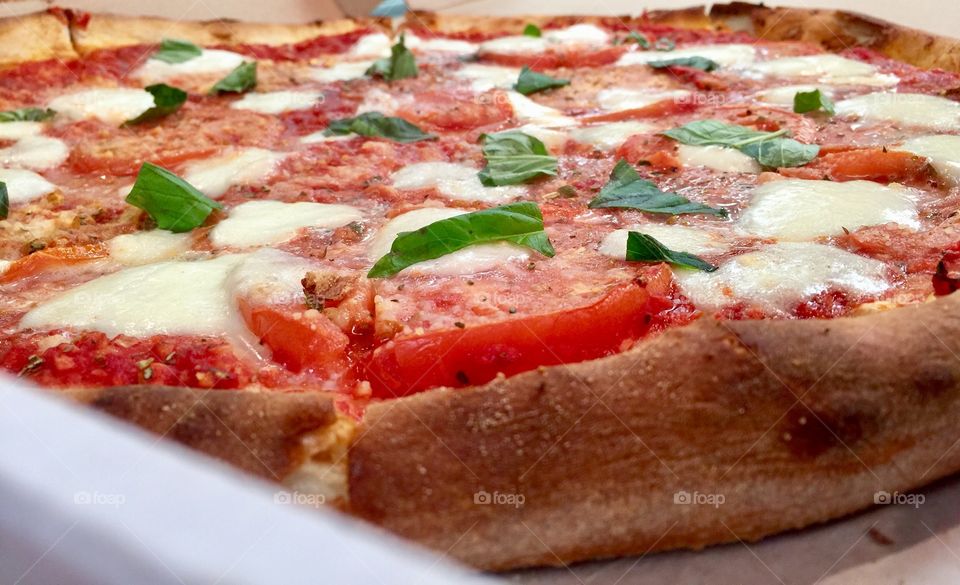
[780,404,869,459]
[913,366,957,400]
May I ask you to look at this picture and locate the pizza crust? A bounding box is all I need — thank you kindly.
[0,12,76,66]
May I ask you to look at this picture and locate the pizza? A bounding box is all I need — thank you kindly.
[2,3,960,571]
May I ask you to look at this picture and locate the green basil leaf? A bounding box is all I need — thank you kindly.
[623,32,650,48]
[793,88,835,115]
[626,231,717,272]
[124,162,221,232]
[523,24,542,37]
[0,107,55,123]
[366,34,418,82]
[663,119,785,148]
[738,138,820,168]
[477,131,558,186]
[647,56,719,72]
[123,84,187,126]
[210,61,257,95]
[368,201,555,277]
[0,182,8,220]
[514,66,570,95]
[152,38,202,64]
[323,112,435,143]
[589,159,726,216]
[653,37,676,51]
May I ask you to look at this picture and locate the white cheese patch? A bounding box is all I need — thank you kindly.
[19,254,248,337]
[391,162,525,203]
[596,88,690,112]
[368,207,529,276]
[479,24,610,55]
[210,200,362,248]
[47,88,155,124]
[675,241,890,313]
[226,248,318,306]
[0,260,10,274]
[355,87,402,116]
[350,32,393,57]
[0,168,56,204]
[599,224,727,259]
[300,131,353,144]
[617,43,756,68]
[755,84,832,107]
[0,121,43,140]
[183,148,286,199]
[108,230,193,266]
[135,49,246,82]
[677,144,761,173]
[835,93,960,129]
[310,60,376,82]
[404,34,477,56]
[898,134,960,185]
[455,63,522,92]
[506,91,575,127]
[0,136,69,171]
[738,179,919,241]
[514,124,568,150]
[230,90,323,114]
[750,54,898,86]
[569,121,653,150]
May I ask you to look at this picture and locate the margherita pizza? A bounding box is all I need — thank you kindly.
[3,4,960,570]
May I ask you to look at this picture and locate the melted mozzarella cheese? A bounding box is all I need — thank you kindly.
[506,92,575,126]
[677,144,761,173]
[211,200,362,248]
[135,49,246,82]
[310,60,376,82]
[355,87,402,115]
[48,88,154,124]
[479,24,610,55]
[514,124,568,150]
[898,134,960,185]
[0,260,10,274]
[569,121,653,150]
[349,32,393,57]
[230,90,323,114]
[617,43,756,67]
[750,54,898,86]
[455,63,522,92]
[391,162,525,203]
[108,230,193,266]
[0,168,56,203]
[835,93,960,129]
[739,179,919,240]
[183,148,285,198]
[599,224,727,259]
[19,254,248,337]
[596,88,690,112]
[675,242,890,313]
[0,136,69,170]
[755,84,830,107]
[0,121,43,140]
[299,131,353,144]
[368,207,529,276]
[226,248,318,305]
[404,34,477,55]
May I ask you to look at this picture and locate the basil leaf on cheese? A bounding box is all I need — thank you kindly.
[368,202,555,277]
[210,61,257,95]
[123,84,187,126]
[622,32,650,48]
[152,38,202,64]
[626,231,717,272]
[523,24,542,37]
[738,138,820,168]
[323,112,435,143]
[647,56,719,72]
[477,131,558,186]
[793,88,835,115]
[0,182,8,220]
[0,107,55,122]
[653,38,676,51]
[125,162,221,232]
[366,35,417,81]
[514,66,569,96]
[589,159,726,216]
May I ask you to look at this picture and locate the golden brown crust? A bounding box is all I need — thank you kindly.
[0,12,76,66]
[349,292,960,569]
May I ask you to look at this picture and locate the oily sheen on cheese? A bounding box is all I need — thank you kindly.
[898,135,960,185]
[48,88,155,124]
[391,162,525,203]
[183,148,286,198]
[835,93,960,128]
[211,200,363,248]
[617,44,756,67]
[135,48,247,82]
[599,224,728,259]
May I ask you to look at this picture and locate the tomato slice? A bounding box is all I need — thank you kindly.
[0,243,108,284]
[779,148,932,183]
[365,275,674,398]
[238,299,349,374]
[580,98,697,124]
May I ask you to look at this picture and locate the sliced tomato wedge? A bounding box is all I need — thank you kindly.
[779,148,932,183]
[0,243,108,284]
[580,98,697,124]
[365,273,674,398]
[238,299,349,374]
